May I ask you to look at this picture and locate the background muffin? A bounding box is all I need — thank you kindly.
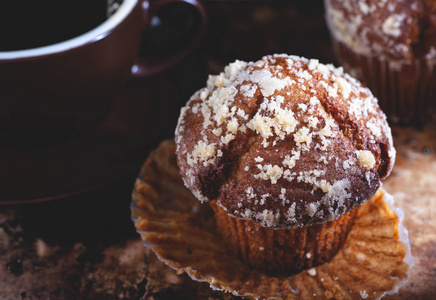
[175,54,395,273]
[325,0,436,124]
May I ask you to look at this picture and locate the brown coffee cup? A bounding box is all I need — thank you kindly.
[0,0,207,148]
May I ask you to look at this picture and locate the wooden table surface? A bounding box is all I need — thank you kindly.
[0,1,434,299]
[382,124,436,299]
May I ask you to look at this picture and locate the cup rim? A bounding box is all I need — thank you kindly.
[0,0,137,61]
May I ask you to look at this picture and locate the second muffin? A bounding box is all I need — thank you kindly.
[325,0,436,124]
[175,54,396,274]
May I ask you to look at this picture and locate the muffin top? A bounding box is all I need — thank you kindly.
[175,54,395,229]
[325,0,436,61]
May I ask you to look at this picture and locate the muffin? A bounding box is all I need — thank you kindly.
[324,0,436,124]
[132,142,413,299]
[175,54,395,274]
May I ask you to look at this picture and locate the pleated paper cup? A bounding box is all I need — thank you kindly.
[210,200,356,275]
[131,140,414,299]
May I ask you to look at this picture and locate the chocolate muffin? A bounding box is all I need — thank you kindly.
[175,54,395,274]
[325,0,436,124]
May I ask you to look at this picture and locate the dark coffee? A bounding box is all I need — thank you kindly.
[0,0,117,51]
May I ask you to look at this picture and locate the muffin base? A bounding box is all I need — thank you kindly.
[131,140,414,299]
[210,200,356,275]
[333,41,436,124]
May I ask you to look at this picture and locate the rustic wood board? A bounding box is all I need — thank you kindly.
[381,123,436,299]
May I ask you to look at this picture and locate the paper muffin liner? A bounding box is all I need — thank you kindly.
[131,140,414,299]
[210,200,356,275]
[332,41,436,124]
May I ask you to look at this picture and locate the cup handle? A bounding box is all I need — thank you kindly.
[130,0,207,79]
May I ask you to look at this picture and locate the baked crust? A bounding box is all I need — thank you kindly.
[175,54,395,228]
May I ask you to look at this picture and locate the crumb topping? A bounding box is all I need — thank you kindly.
[307,268,317,276]
[175,54,395,228]
[382,14,406,37]
[357,150,376,169]
[188,140,217,167]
